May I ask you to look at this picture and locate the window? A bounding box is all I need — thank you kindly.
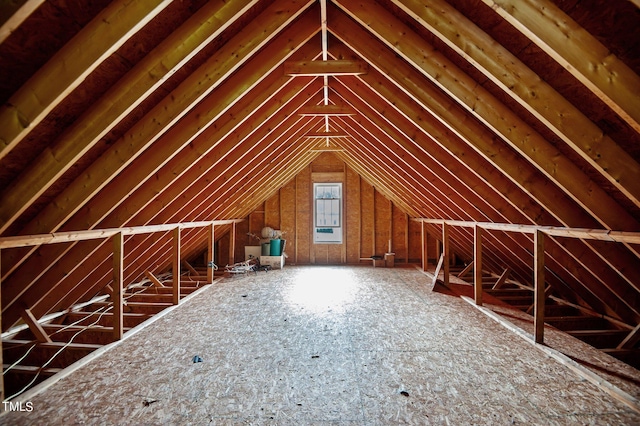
[313,182,342,243]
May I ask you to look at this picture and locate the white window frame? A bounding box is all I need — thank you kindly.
[313,182,343,244]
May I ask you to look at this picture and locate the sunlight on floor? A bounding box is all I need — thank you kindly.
[285,267,358,315]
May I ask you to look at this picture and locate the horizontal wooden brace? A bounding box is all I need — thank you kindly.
[2,365,62,376]
[3,340,103,351]
[298,105,356,116]
[304,131,349,138]
[284,59,368,76]
[0,219,245,249]
[411,219,640,244]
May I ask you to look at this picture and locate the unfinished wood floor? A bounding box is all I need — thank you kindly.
[2,265,639,425]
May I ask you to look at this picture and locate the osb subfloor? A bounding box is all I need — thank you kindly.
[2,265,639,425]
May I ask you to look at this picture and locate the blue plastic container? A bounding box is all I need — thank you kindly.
[269,239,282,256]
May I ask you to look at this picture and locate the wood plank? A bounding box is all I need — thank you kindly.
[617,323,640,350]
[207,224,215,283]
[442,223,450,287]
[534,229,545,344]
[0,0,45,43]
[284,59,368,76]
[2,340,103,351]
[421,222,428,271]
[432,253,445,288]
[2,364,62,376]
[183,261,198,277]
[112,232,124,341]
[144,271,165,288]
[457,261,474,278]
[19,308,51,343]
[298,104,356,116]
[492,268,511,290]
[304,131,349,138]
[473,225,483,306]
[173,227,180,306]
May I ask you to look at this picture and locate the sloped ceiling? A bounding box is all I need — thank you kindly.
[0,0,639,331]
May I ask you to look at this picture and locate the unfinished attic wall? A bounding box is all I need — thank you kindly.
[239,153,429,265]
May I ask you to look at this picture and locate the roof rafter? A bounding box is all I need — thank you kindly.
[331,0,639,232]
[393,0,640,209]
[479,0,640,133]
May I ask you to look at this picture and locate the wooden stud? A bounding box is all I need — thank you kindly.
[20,308,52,343]
[229,222,237,265]
[474,224,483,306]
[172,227,180,306]
[0,248,3,402]
[207,224,215,283]
[421,221,428,271]
[112,231,124,341]
[388,198,393,254]
[534,229,545,344]
[404,212,409,264]
[372,187,376,257]
[442,222,449,287]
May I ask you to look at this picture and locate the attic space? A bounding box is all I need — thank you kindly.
[0,0,640,418]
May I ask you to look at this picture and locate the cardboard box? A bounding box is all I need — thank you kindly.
[260,255,285,269]
[245,246,262,261]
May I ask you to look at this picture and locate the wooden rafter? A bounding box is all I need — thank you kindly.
[330,1,639,232]
[332,75,600,292]
[327,18,640,321]
[0,0,319,239]
[0,0,169,162]
[0,0,45,43]
[0,13,321,292]
[480,0,640,134]
[393,0,640,208]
